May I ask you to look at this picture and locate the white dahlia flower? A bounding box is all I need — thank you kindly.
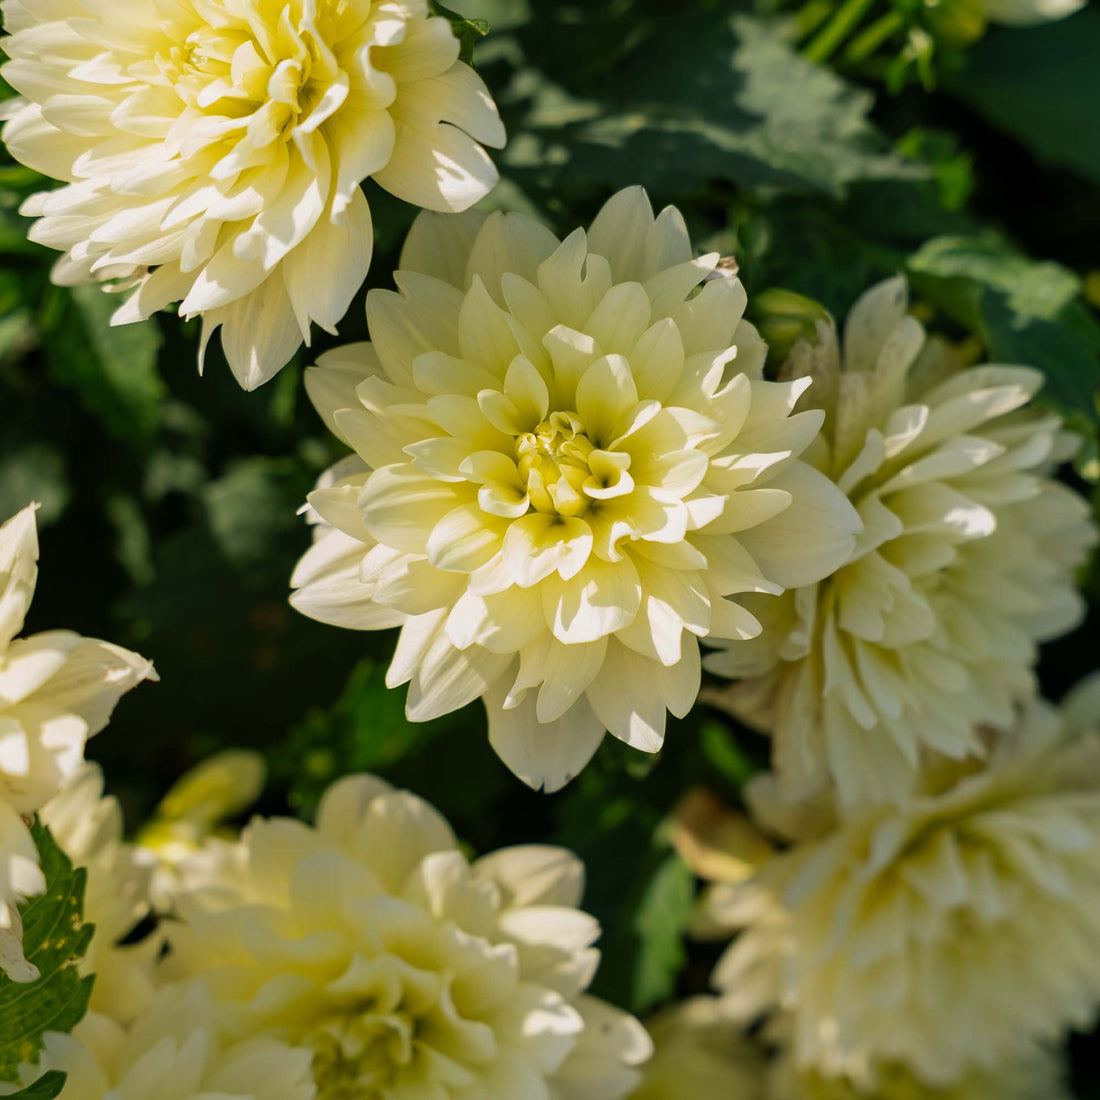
[37,980,316,1100]
[706,276,1096,807]
[630,997,766,1100]
[290,187,860,790]
[0,0,505,390]
[168,772,652,1100]
[711,680,1100,1088]
[0,504,153,981]
[41,762,158,1024]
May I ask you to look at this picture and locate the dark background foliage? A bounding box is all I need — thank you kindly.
[2,0,1098,1089]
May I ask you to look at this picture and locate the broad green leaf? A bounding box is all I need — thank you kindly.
[40,284,165,447]
[5,1072,68,1100]
[908,234,1100,429]
[0,825,94,1084]
[946,10,1100,189]
[629,853,695,1014]
[474,4,917,201]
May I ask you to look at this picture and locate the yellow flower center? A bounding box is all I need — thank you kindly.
[514,412,634,519]
[156,3,351,150]
[310,1013,418,1100]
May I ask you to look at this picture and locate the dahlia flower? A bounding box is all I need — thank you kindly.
[0,0,505,390]
[290,187,860,790]
[36,980,316,1100]
[710,681,1100,1087]
[706,276,1096,806]
[41,762,158,1024]
[168,772,652,1099]
[0,504,153,981]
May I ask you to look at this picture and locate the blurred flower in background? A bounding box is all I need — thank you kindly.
[708,678,1100,1089]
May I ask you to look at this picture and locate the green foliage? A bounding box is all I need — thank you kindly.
[908,235,1100,430]
[40,284,166,449]
[4,1072,68,1100]
[0,825,93,1084]
[947,10,1100,190]
[473,3,916,203]
[629,854,696,1014]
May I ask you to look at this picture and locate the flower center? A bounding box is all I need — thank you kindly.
[514,412,633,518]
[310,1013,416,1100]
[157,7,345,144]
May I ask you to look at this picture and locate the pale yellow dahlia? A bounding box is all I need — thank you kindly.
[0,504,153,981]
[1,0,505,390]
[168,773,652,1099]
[41,762,158,1024]
[710,681,1100,1088]
[706,276,1096,806]
[630,997,766,1100]
[628,998,1068,1100]
[290,188,860,790]
[766,1046,1070,1100]
[36,980,316,1100]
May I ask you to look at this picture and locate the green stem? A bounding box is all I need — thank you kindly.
[795,0,838,41]
[844,9,905,63]
[804,0,881,63]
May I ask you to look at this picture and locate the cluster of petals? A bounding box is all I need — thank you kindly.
[38,980,316,1100]
[0,504,153,981]
[707,276,1096,807]
[629,996,1068,1100]
[166,772,652,1099]
[0,0,505,389]
[709,677,1100,1089]
[290,187,860,791]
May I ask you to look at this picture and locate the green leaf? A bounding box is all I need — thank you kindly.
[946,10,1100,189]
[629,853,695,1014]
[0,824,94,1084]
[278,659,474,817]
[40,284,166,448]
[908,234,1100,428]
[491,9,918,201]
[5,1072,68,1100]
[0,445,69,529]
[429,0,490,65]
[201,456,316,586]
